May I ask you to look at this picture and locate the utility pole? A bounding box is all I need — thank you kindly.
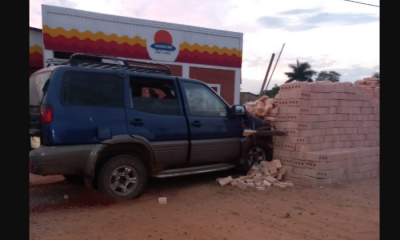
[259,53,275,96]
[265,43,285,91]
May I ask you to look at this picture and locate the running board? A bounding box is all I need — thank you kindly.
[150,163,235,178]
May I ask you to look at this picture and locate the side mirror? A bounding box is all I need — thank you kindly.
[231,105,246,116]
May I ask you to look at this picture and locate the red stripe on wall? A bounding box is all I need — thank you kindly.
[43,34,151,60]
[176,49,242,68]
[29,52,44,68]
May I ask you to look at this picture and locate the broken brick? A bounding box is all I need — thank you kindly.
[278,167,287,175]
[247,182,255,188]
[268,161,278,174]
[272,159,283,169]
[273,183,287,188]
[252,175,263,184]
[247,168,258,176]
[263,180,272,186]
[256,186,265,191]
[218,176,233,186]
[158,197,167,204]
[265,176,278,183]
[277,173,283,181]
[236,181,247,190]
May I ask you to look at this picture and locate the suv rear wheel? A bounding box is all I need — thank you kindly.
[98,155,147,200]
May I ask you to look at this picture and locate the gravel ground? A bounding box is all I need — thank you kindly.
[30,179,86,210]
[30,172,380,240]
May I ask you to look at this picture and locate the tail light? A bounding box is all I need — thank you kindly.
[40,104,53,123]
[29,161,33,171]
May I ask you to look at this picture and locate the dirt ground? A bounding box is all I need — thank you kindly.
[29,171,379,240]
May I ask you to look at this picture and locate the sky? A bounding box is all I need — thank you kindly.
[30,0,380,94]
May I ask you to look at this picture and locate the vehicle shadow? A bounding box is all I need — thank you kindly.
[29,168,243,213]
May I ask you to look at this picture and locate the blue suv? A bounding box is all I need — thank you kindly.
[29,54,285,199]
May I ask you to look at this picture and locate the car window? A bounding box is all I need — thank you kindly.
[129,76,180,115]
[29,71,52,106]
[63,71,125,107]
[182,82,228,117]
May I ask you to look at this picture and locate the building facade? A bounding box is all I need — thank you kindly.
[29,27,44,76]
[28,5,243,105]
[240,92,259,105]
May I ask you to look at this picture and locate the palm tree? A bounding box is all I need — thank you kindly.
[284,60,316,83]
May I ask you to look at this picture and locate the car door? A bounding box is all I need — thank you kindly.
[125,74,189,167]
[179,80,243,165]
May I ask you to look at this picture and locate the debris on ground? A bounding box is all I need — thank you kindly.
[217,159,294,190]
[158,197,167,204]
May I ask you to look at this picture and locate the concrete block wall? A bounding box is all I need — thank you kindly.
[272,81,380,186]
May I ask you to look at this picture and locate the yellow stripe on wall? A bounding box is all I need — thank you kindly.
[29,45,43,54]
[179,42,242,57]
[43,25,147,47]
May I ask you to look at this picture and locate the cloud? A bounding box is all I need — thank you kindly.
[278,7,322,15]
[257,9,379,32]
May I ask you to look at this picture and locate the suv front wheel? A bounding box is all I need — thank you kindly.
[242,141,272,173]
[98,155,148,200]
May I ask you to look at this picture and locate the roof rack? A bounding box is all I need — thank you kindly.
[45,53,172,75]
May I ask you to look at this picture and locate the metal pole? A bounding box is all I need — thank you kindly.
[259,53,275,96]
[265,43,285,91]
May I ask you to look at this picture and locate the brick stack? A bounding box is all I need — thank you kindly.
[244,96,279,122]
[271,79,380,186]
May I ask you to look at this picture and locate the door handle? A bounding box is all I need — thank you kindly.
[191,121,201,127]
[130,119,144,126]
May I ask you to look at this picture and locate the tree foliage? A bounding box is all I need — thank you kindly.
[372,72,380,78]
[263,84,280,98]
[284,60,316,83]
[316,71,341,82]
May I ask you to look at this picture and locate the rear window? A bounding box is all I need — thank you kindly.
[63,71,125,107]
[29,71,53,106]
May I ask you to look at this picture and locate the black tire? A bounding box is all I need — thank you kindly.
[63,175,84,183]
[98,155,147,200]
[241,141,272,173]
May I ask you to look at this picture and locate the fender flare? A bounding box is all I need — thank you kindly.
[84,135,156,179]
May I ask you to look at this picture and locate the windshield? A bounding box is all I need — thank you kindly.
[29,71,52,106]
